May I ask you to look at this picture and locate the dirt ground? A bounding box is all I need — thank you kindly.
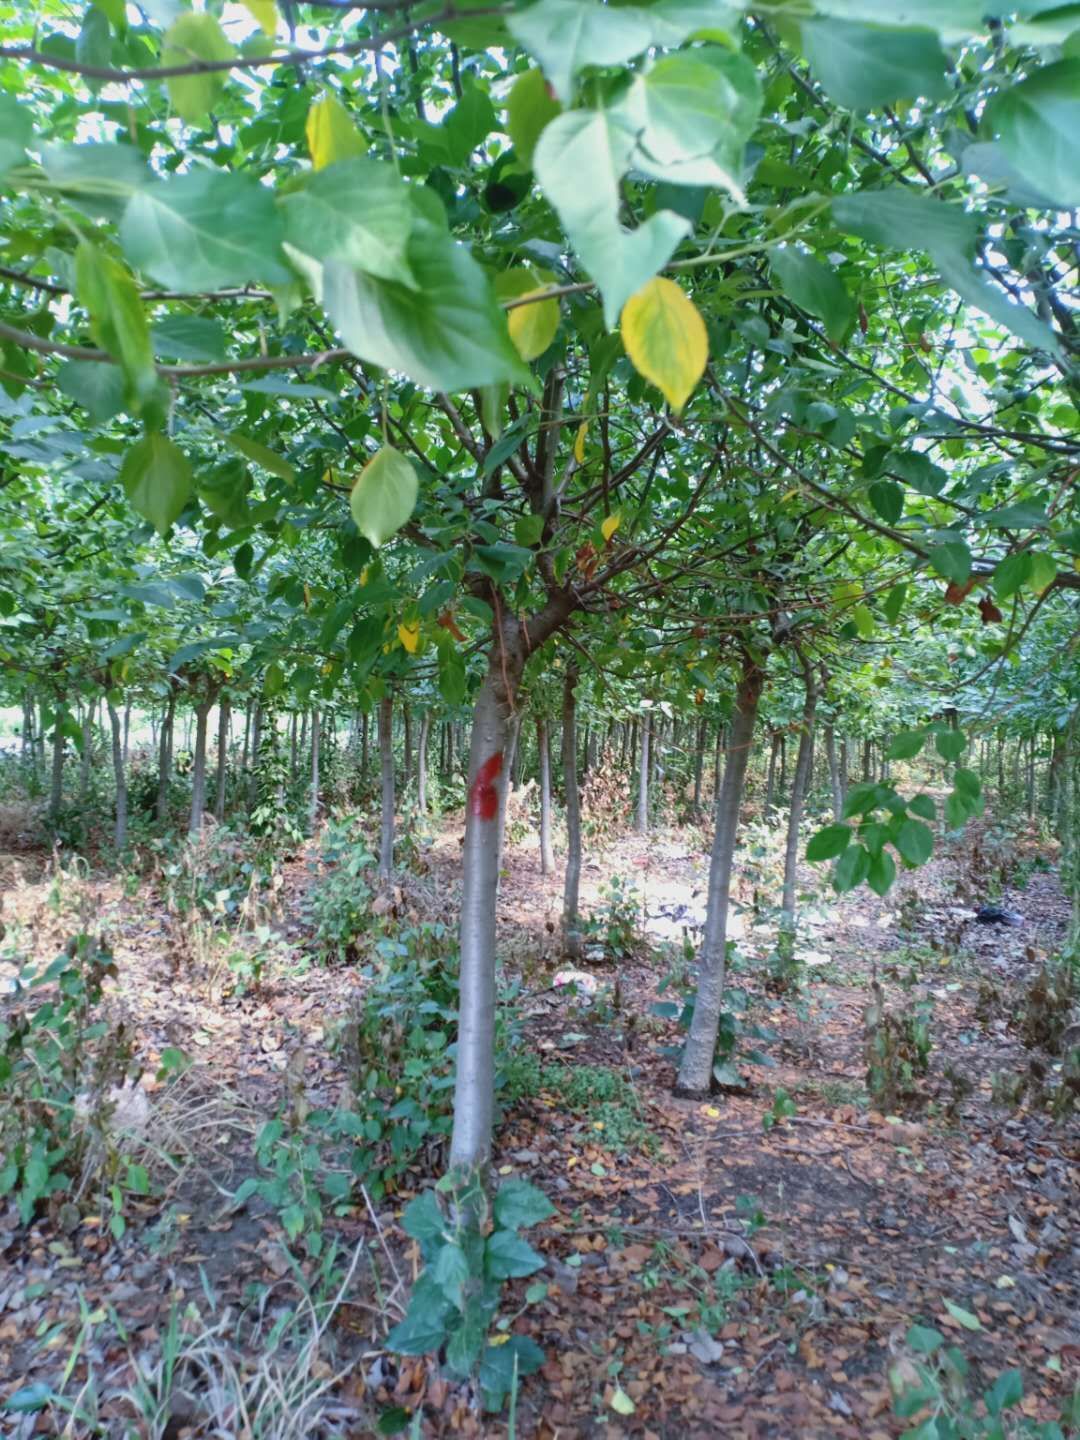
[0,805,1077,1438]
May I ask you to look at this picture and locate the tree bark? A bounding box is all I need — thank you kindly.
[562,666,583,959]
[189,700,211,836]
[779,653,819,954]
[309,706,321,830]
[361,710,370,782]
[289,711,298,779]
[764,732,779,818]
[824,723,842,822]
[417,711,430,814]
[676,655,763,1096]
[157,690,175,823]
[48,700,65,824]
[450,668,519,1172]
[636,712,650,833]
[214,697,230,822]
[108,698,127,849]
[378,694,395,883]
[692,717,707,813]
[538,714,555,876]
[122,701,131,764]
[79,706,93,805]
[403,705,413,796]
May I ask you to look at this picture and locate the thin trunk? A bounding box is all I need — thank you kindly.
[249,703,263,806]
[1026,736,1036,819]
[495,713,521,880]
[862,737,872,783]
[839,738,849,813]
[636,712,651,833]
[676,655,763,1096]
[538,714,554,875]
[562,667,583,959]
[310,707,321,830]
[417,712,430,814]
[157,692,175,823]
[764,732,779,818]
[20,694,33,767]
[692,717,707,812]
[289,711,298,779]
[378,694,395,883]
[299,710,308,766]
[779,656,819,951]
[189,701,211,836]
[713,724,724,806]
[240,702,251,773]
[48,702,65,823]
[778,734,787,798]
[214,698,230,822]
[403,705,413,795]
[361,710,370,781]
[450,664,520,1172]
[825,723,842,822]
[79,706,93,805]
[619,722,630,770]
[122,701,131,764]
[108,699,127,849]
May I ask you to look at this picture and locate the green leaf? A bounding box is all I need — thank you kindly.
[281,158,417,288]
[988,60,1080,209]
[120,432,193,535]
[883,582,907,623]
[993,550,1032,599]
[891,451,947,497]
[75,240,157,406]
[220,429,296,482]
[771,247,855,343]
[614,49,761,195]
[0,93,33,177]
[513,513,546,547]
[199,460,251,528]
[350,446,419,548]
[906,1323,945,1354]
[930,240,1062,359]
[935,728,966,761]
[983,502,1048,530]
[834,843,870,892]
[152,315,227,362]
[323,199,530,391]
[41,141,150,222]
[493,1177,555,1230]
[445,1302,487,1376]
[161,12,235,124]
[887,731,925,760]
[867,847,897,897]
[57,360,127,421]
[910,789,933,823]
[832,189,978,256]
[3,1383,55,1415]
[801,18,948,110]
[943,1298,982,1331]
[945,788,972,829]
[400,1190,445,1244]
[432,1241,471,1307]
[485,1229,545,1279]
[121,170,291,291]
[438,644,467,705]
[985,1368,1023,1417]
[868,480,903,525]
[507,0,654,103]
[385,1275,452,1354]
[533,109,691,328]
[928,541,972,586]
[806,823,851,861]
[505,66,562,165]
[953,768,981,800]
[1027,551,1057,593]
[895,818,933,866]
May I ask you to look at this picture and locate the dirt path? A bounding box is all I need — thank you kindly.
[1,813,1077,1437]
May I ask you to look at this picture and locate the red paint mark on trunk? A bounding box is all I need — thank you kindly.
[469,751,503,821]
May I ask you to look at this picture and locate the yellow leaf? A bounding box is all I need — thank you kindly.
[497,266,559,362]
[601,513,620,544]
[498,1164,513,1174]
[621,276,708,414]
[306,93,367,171]
[240,0,277,34]
[610,1386,636,1416]
[703,1105,720,1118]
[398,621,420,653]
[489,1332,511,1347]
[574,420,588,464]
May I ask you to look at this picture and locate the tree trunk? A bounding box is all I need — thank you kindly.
[764,732,779,818]
[825,723,842,822]
[310,707,321,830]
[403,705,413,796]
[240,702,251,773]
[676,655,763,1096]
[48,702,65,824]
[361,710,370,782]
[692,717,707,812]
[450,665,520,1172]
[862,737,873,782]
[157,691,175,822]
[1026,736,1036,818]
[839,738,849,813]
[289,711,298,779]
[20,694,33,768]
[417,712,430,814]
[79,706,93,805]
[189,701,211,836]
[214,697,230,822]
[636,712,650,833]
[779,655,819,954]
[495,713,521,888]
[562,667,583,958]
[378,694,395,883]
[538,714,554,875]
[108,699,127,849]
[123,701,131,764]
